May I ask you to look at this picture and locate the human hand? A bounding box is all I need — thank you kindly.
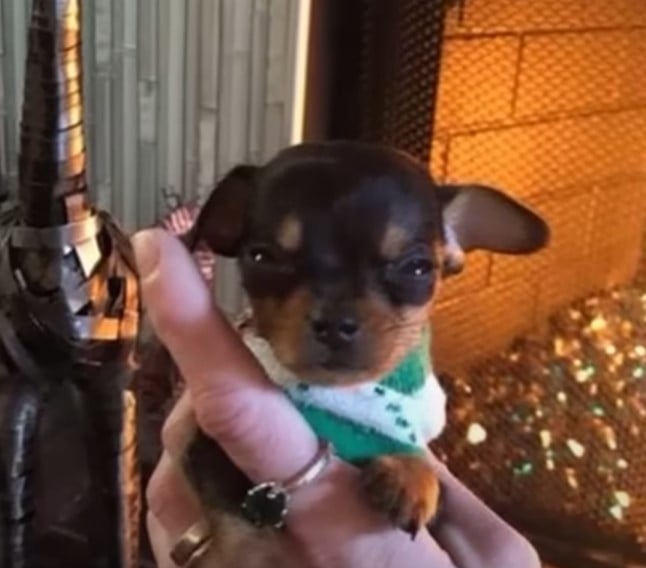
[133,228,541,568]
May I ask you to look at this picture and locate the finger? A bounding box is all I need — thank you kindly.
[160,391,198,462]
[132,228,318,485]
[147,513,179,568]
[146,451,204,541]
[425,451,539,568]
[286,459,457,568]
[146,397,213,565]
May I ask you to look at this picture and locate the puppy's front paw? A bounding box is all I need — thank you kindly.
[361,454,440,538]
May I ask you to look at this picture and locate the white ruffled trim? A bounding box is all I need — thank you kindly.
[242,333,447,447]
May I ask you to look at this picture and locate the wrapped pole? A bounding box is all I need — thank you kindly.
[0,0,142,566]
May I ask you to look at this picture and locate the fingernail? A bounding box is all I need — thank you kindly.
[131,229,160,280]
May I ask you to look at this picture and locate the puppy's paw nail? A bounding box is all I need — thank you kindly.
[404,518,420,540]
[361,454,440,537]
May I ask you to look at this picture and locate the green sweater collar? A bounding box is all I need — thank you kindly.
[378,325,431,395]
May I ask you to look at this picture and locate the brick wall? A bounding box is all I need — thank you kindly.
[430,0,646,372]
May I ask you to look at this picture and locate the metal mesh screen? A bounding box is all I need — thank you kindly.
[424,1,646,565]
[356,0,447,162]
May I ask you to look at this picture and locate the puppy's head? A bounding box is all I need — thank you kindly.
[189,142,549,386]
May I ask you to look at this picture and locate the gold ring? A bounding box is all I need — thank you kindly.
[169,519,213,567]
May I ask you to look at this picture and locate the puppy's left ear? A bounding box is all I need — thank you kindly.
[183,164,259,257]
[438,184,550,275]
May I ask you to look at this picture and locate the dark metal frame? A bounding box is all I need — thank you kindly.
[303,0,449,164]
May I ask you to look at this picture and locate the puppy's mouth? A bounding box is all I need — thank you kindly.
[316,346,358,370]
[261,325,426,386]
[284,346,398,386]
[320,358,349,371]
[248,296,430,387]
[294,365,377,387]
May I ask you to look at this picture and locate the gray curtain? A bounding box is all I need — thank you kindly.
[0,0,304,312]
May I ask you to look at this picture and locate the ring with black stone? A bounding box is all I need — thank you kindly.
[241,438,335,529]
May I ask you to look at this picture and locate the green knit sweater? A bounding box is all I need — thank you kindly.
[242,327,447,465]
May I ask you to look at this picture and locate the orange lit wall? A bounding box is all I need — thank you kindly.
[430,0,646,372]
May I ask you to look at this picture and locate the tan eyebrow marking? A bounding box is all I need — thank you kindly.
[276,214,303,252]
[380,223,411,260]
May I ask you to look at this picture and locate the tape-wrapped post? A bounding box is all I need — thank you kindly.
[0,0,143,566]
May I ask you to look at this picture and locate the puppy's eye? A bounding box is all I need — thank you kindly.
[397,257,434,277]
[247,245,277,265]
[243,244,295,275]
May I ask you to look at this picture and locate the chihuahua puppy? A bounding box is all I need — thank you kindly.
[167,141,549,567]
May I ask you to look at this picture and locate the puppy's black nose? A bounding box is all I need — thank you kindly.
[311,315,360,346]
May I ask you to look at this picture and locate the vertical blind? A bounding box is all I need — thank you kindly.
[0,0,304,312]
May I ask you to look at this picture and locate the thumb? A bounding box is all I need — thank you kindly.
[131,228,318,484]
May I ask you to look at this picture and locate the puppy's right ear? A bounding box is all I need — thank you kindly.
[184,164,258,257]
[438,184,550,276]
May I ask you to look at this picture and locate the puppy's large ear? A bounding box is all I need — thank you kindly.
[183,164,258,257]
[438,184,550,275]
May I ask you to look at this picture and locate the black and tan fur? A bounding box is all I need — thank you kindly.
[150,141,549,566]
